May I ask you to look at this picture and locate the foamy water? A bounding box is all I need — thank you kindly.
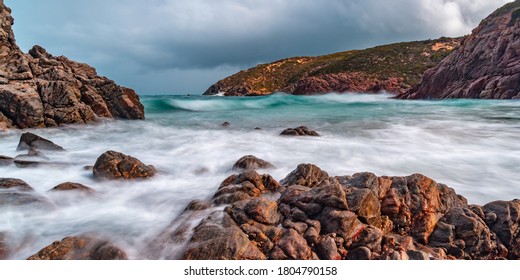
[0,93,519,259]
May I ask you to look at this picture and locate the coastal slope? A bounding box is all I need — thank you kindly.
[0,1,144,130]
[400,0,520,99]
[203,38,460,96]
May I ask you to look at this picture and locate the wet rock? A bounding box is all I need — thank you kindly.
[280,164,329,188]
[184,212,266,260]
[16,132,64,151]
[244,198,280,225]
[315,236,341,260]
[314,179,348,210]
[347,188,381,228]
[93,151,156,180]
[0,178,34,192]
[0,155,14,166]
[232,155,274,171]
[318,207,364,240]
[221,122,230,127]
[483,200,520,258]
[213,170,280,205]
[346,246,371,260]
[185,200,212,211]
[27,236,128,260]
[49,182,95,194]
[280,126,320,137]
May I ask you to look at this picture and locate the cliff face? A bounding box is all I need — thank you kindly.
[204,38,460,96]
[400,1,520,99]
[0,1,144,130]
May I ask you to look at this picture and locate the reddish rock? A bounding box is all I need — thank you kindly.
[16,132,64,151]
[49,182,95,194]
[280,126,320,137]
[244,198,280,225]
[400,2,520,99]
[0,178,33,192]
[232,155,274,171]
[0,3,144,129]
[27,236,128,260]
[482,200,520,258]
[280,164,329,188]
[270,229,312,260]
[93,151,156,180]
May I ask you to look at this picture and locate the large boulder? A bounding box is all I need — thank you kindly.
[27,236,128,260]
[482,200,520,258]
[0,2,144,129]
[93,151,156,180]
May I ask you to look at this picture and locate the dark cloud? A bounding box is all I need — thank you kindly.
[5,0,510,94]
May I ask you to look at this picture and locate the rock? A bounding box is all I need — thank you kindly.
[315,236,341,260]
[0,232,8,259]
[0,178,33,192]
[93,151,156,180]
[270,229,312,260]
[400,2,520,99]
[243,198,280,225]
[221,122,230,127]
[184,212,266,260]
[280,164,329,188]
[346,246,372,260]
[280,126,319,137]
[184,200,212,211]
[49,182,95,194]
[429,207,497,259]
[16,132,64,151]
[0,155,13,166]
[212,170,280,205]
[0,3,144,129]
[347,188,381,228]
[318,207,364,240]
[483,200,520,258]
[232,155,274,171]
[14,149,50,161]
[27,236,128,260]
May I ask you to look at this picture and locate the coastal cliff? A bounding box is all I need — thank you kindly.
[400,0,520,99]
[203,38,460,96]
[0,1,144,130]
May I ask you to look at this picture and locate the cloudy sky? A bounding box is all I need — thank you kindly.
[5,0,511,94]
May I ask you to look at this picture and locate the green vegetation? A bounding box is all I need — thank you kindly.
[211,37,460,95]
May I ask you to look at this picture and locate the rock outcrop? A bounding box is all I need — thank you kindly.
[27,236,128,260]
[203,38,460,96]
[93,151,156,180]
[174,164,520,260]
[0,1,144,129]
[16,132,64,151]
[400,1,520,99]
[280,126,320,137]
[232,155,274,171]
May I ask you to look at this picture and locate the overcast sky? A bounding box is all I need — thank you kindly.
[5,0,511,94]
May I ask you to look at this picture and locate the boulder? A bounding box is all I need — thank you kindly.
[0,178,34,192]
[93,151,156,180]
[16,132,64,151]
[27,236,128,260]
[482,200,520,258]
[0,179,54,209]
[280,164,329,188]
[0,155,13,166]
[232,155,274,171]
[280,126,320,137]
[49,182,95,194]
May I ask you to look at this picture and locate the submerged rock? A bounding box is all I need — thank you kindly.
[49,182,95,194]
[280,126,320,137]
[93,151,156,180]
[232,155,274,171]
[16,133,64,151]
[27,236,128,260]
[0,178,34,192]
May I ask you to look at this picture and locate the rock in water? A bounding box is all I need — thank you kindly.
[16,132,64,151]
[93,151,156,180]
[27,236,128,260]
[400,1,520,99]
[0,2,144,129]
[0,178,33,192]
[49,182,96,194]
[232,155,274,171]
[280,126,320,137]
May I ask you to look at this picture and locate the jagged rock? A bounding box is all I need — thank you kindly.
[184,212,266,260]
[270,229,312,260]
[280,126,320,137]
[93,151,156,180]
[213,170,280,205]
[16,132,64,151]
[27,236,128,260]
[482,200,520,258]
[0,2,144,129]
[232,155,274,171]
[0,155,13,166]
[49,182,95,194]
[280,164,329,188]
[400,1,520,99]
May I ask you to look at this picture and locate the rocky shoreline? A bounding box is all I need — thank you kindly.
[1,132,518,260]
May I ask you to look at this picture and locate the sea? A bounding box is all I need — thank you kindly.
[0,93,519,259]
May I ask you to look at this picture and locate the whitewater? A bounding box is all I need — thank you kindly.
[0,93,519,259]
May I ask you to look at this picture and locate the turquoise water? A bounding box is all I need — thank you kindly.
[0,93,519,259]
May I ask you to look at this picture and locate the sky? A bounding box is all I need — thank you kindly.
[5,0,511,95]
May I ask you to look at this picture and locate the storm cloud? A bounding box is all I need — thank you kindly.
[6,0,511,94]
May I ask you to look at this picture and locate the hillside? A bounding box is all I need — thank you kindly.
[203,38,461,96]
[399,0,520,99]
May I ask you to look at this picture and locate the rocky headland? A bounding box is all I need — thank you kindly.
[203,38,460,96]
[400,0,520,99]
[0,1,144,130]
